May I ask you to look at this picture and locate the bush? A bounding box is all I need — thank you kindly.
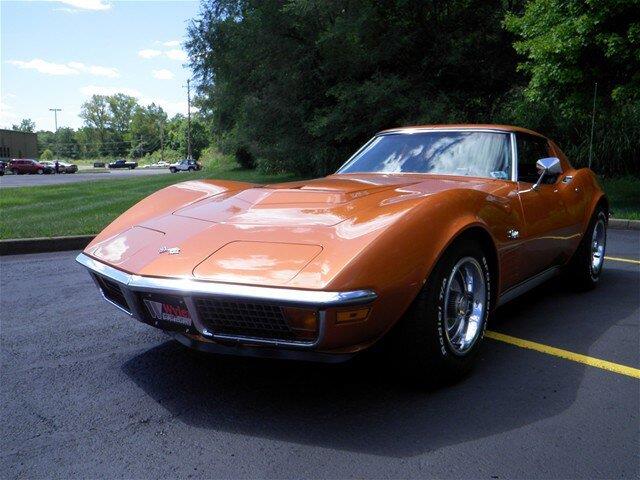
[40,149,53,160]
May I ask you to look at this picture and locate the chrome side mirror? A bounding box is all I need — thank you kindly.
[532,157,562,190]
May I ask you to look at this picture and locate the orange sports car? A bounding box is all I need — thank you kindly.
[77,125,607,382]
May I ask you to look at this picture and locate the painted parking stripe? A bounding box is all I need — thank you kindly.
[485,330,640,379]
[605,256,640,265]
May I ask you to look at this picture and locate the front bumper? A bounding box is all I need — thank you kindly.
[76,253,377,358]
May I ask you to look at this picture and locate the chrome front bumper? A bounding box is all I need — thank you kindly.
[76,253,377,351]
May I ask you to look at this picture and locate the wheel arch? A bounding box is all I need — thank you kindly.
[437,225,500,310]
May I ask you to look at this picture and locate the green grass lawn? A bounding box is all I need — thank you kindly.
[602,176,640,220]
[0,166,299,239]
[1,167,637,239]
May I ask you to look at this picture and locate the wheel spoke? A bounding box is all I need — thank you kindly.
[442,257,487,355]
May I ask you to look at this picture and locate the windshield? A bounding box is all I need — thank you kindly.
[337,131,512,180]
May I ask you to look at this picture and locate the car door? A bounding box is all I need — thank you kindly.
[515,133,574,280]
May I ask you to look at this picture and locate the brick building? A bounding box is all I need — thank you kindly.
[0,129,38,160]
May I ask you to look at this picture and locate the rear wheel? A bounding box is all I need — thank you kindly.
[391,239,491,385]
[12,169,19,175]
[37,169,44,175]
[170,167,177,173]
[568,206,607,290]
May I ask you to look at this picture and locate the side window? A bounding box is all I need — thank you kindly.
[516,134,553,183]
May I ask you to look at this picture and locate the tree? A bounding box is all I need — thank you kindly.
[130,104,167,157]
[186,0,523,175]
[12,118,35,132]
[504,0,639,175]
[80,95,111,155]
[41,149,54,160]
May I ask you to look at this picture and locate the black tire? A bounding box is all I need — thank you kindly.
[37,169,44,175]
[568,206,607,291]
[390,239,491,385]
[188,166,194,172]
[170,167,177,174]
[12,169,19,175]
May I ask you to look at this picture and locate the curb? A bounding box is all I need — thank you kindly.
[609,218,640,231]
[0,219,638,256]
[0,235,94,256]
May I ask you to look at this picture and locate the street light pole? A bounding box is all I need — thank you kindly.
[49,108,61,132]
[183,79,192,160]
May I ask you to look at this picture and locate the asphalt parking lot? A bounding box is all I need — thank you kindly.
[1,229,638,479]
[0,168,173,188]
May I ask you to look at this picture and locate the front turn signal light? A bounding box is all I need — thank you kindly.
[282,307,318,340]
[336,307,370,323]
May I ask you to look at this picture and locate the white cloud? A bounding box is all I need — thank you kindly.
[165,49,188,61]
[162,40,181,47]
[67,61,119,78]
[138,49,162,59]
[8,58,119,77]
[152,69,174,80]
[9,59,78,75]
[80,85,141,97]
[57,0,111,10]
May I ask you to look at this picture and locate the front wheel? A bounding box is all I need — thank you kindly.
[170,167,177,173]
[568,207,607,290]
[390,239,491,385]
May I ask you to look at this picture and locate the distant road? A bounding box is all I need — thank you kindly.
[0,168,173,188]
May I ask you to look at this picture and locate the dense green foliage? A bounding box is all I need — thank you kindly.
[503,0,639,175]
[186,0,639,176]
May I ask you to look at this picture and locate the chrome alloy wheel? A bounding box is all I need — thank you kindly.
[591,217,606,276]
[443,257,486,355]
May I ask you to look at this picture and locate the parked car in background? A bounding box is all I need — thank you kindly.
[169,159,202,173]
[108,159,138,170]
[9,159,53,175]
[58,161,78,173]
[144,161,171,169]
[78,124,608,385]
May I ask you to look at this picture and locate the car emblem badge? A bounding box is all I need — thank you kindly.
[158,246,180,255]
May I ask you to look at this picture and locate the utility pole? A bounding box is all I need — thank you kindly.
[49,108,61,132]
[159,121,164,162]
[184,79,193,160]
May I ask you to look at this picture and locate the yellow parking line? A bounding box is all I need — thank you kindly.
[485,330,640,379]
[605,256,640,265]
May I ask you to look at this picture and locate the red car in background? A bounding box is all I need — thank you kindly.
[8,159,54,175]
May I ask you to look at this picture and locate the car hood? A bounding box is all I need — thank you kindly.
[86,174,491,288]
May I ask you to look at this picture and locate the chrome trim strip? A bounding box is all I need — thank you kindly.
[379,127,515,135]
[510,132,518,182]
[497,266,560,306]
[76,253,377,307]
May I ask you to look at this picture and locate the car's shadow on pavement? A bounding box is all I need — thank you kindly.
[122,265,638,458]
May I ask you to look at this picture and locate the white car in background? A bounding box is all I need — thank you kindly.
[144,161,171,169]
[169,159,202,173]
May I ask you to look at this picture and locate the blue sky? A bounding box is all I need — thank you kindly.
[1,0,200,131]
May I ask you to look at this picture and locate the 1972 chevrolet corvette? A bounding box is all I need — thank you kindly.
[77,125,608,382]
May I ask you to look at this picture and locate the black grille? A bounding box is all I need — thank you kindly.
[195,298,295,340]
[95,275,129,312]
